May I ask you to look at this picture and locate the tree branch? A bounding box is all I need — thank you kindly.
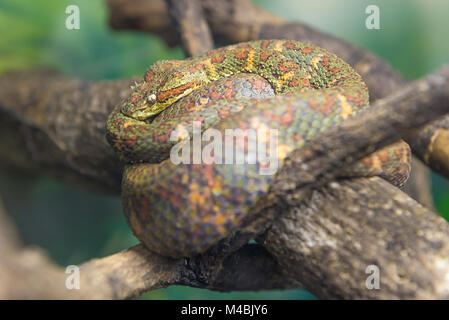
[0,194,292,299]
[165,0,214,56]
[273,66,449,198]
[263,177,449,299]
[408,116,449,179]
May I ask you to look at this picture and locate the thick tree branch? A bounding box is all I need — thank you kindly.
[3,176,449,299]
[0,193,290,299]
[77,243,292,299]
[0,241,292,299]
[165,0,214,56]
[0,70,130,193]
[408,116,449,179]
[262,177,449,299]
[274,66,449,198]
[0,203,292,299]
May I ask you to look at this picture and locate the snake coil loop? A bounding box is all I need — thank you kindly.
[106,40,411,258]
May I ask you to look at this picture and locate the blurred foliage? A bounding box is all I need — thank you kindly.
[0,0,183,78]
[0,0,448,299]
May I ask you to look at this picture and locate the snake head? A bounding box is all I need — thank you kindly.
[121,82,164,120]
[121,59,207,120]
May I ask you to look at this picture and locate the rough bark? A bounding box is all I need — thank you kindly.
[273,66,449,197]
[0,70,129,194]
[0,192,291,299]
[263,177,449,299]
[408,117,449,179]
[165,0,214,56]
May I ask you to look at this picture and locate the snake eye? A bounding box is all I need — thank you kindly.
[147,93,157,103]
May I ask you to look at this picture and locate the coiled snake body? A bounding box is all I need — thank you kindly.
[106,40,411,258]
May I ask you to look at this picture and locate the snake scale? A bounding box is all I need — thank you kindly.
[106,40,411,258]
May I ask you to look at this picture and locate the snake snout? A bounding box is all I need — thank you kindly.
[121,96,155,120]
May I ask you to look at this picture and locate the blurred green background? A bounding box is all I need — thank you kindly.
[0,0,448,299]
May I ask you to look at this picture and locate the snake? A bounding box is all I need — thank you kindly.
[106,40,411,258]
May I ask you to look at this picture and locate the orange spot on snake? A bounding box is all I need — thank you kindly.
[283,41,298,50]
[300,47,314,54]
[218,109,230,118]
[130,95,141,104]
[157,82,197,102]
[260,40,270,50]
[211,54,225,64]
[124,135,138,148]
[330,68,341,75]
[153,128,173,143]
[281,62,299,73]
[281,107,294,125]
[377,150,391,163]
[188,64,204,74]
[234,48,249,60]
[363,157,373,168]
[144,69,154,83]
[260,52,271,62]
[209,91,220,100]
[321,56,330,68]
[302,78,311,87]
[140,82,149,90]
[122,121,135,128]
[317,95,335,115]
